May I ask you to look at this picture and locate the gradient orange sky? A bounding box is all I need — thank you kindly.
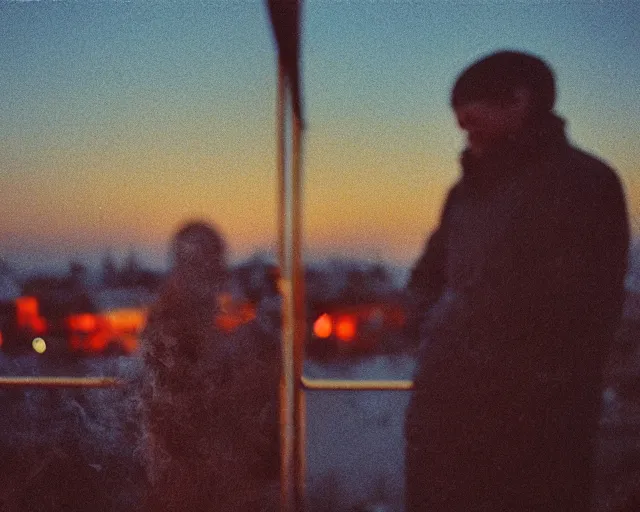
[1,1,638,271]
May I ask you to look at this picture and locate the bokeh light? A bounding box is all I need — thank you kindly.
[335,316,356,342]
[313,313,332,338]
[32,337,46,354]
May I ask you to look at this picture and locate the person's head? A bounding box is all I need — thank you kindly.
[169,221,226,300]
[451,51,556,157]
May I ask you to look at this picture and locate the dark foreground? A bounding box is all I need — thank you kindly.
[0,320,639,511]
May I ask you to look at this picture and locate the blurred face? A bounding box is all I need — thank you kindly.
[454,90,531,157]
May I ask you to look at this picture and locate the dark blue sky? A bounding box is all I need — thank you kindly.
[1,0,638,271]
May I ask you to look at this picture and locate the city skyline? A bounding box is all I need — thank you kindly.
[2,1,639,270]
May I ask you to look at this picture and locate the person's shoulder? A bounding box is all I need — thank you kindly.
[545,145,628,239]
[560,145,623,193]
[538,144,624,216]
[438,180,464,219]
[447,180,464,200]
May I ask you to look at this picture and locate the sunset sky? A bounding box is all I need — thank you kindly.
[2,0,639,272]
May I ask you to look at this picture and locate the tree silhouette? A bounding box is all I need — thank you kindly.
[101,251,119,287]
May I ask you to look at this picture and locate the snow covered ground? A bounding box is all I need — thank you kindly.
[304,355,415,511]
[0,352,415,511]
[1,348,638,511]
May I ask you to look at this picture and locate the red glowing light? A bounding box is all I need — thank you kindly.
[313,313,332,338]
[335,315,356,342]
[15,296,48,334]
[31,316,47,335]
[67,313,98,333]
[15,296,39,329]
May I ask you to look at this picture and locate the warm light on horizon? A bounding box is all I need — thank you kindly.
[313,314,332,339]
[1,2,638,271]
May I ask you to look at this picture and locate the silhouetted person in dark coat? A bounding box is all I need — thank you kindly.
[139,221,279,512]
[405,51,629,512]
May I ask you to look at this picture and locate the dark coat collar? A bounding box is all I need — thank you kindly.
[460,113,568,194]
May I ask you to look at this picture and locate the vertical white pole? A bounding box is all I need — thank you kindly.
[276,43,306,511]
[277,64,296,512]
[291,97,307,512]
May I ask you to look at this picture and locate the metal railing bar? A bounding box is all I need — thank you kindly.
[0,375,414,391]
[0,376,122,388]
[300,376,414,391]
